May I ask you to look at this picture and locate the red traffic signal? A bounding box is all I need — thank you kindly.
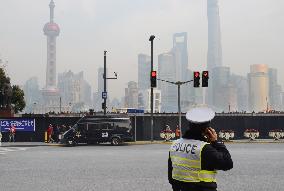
[194,71,200,78]
[193,71,200,87]
[150,71,157,88]
[202,71,209,87]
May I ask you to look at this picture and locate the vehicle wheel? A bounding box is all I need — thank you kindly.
[111,137,120,146]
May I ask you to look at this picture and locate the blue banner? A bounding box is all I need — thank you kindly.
[0,119,36,132]
[127,109,144,114]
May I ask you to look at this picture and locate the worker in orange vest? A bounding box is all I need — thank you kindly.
[175,126,181,139]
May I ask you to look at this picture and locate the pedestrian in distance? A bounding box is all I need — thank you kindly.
[53,125,60,143]
[168,107,233,191]
[47,124,54,143]
[175,126,181,139]
[9,125,16,142]
[0,131,2,146]
[60,125,66,133]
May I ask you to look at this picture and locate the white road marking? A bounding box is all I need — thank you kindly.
[0,147,28,155]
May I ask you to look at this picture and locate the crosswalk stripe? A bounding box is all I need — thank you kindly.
[0,147,28,155]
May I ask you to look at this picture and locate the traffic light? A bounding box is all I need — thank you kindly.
[193,71,200,87]
[150,71,157,88]
[102,102,106,110]
[202,71,209,87]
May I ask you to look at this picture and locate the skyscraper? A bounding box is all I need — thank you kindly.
[207,0,222,71]
[230,74,249,111]
[172,33,189,111]
[172,32,188,81]
[97,67,105,96]
[93,67,108,111]
[157,33,189,112]
[41,0,61,112]
[124,81,138,108]
[138,54,151,91]
[268,68,282,110]
[207,0,223,106]
[58,71,92,112]
[158,52,177,112]
[211,66,233,112]
[248,64,269,112]
[138,54,150,109]
[23,77,41,113]
[146,89,161,113]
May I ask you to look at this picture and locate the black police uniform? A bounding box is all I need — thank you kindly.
[168,139,233,191]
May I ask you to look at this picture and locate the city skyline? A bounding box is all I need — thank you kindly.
[1,0,284,99]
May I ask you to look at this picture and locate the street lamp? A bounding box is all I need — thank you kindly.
[59,97,62,113]
[69,102,72,112]
[157,79,193,134]
[149,35,155,142]
[103,51,118,115]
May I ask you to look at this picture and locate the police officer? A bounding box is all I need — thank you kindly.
[168,107,233,191]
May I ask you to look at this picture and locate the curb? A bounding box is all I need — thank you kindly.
[126,141,173,145]
[46,143,64,147]
[225,141,284,144]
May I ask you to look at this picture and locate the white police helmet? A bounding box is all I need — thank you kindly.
[186,106,215,124]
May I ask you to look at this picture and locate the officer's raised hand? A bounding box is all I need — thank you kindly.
[205,127,218,143]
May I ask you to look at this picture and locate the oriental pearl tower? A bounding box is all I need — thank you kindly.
[41,0,60,112]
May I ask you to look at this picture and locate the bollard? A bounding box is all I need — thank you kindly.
[0,132,2,146]
[44,131,48,143]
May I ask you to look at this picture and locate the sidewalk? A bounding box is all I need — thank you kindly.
[228,139,284,144]
[0,141,171,147]
[127,140,172,145]
[0,142,60,147]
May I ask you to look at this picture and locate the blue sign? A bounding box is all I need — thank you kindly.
[0,119,36,132]
[127,109,144,114]
[102,92,107,99]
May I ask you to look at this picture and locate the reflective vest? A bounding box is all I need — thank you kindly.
[169,138,217,183]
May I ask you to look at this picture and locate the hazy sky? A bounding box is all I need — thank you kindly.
[1,0,284,99]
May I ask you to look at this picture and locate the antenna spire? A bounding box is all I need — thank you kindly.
[49,0,55,23]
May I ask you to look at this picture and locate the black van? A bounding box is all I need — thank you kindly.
[60,114,133,146]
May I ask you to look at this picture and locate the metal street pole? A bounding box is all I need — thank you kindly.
[59,97,61,113]
[103,51,107,115]
[134,115,137,142]
[177,83,181,133]
[149,35,155,142]
[102,50,117,116]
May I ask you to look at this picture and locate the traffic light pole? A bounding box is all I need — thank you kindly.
[104,51,107,115]
[149,35,155,142]
[103,51,118,115]
[178,84,181,133]
[157,79,193,134]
